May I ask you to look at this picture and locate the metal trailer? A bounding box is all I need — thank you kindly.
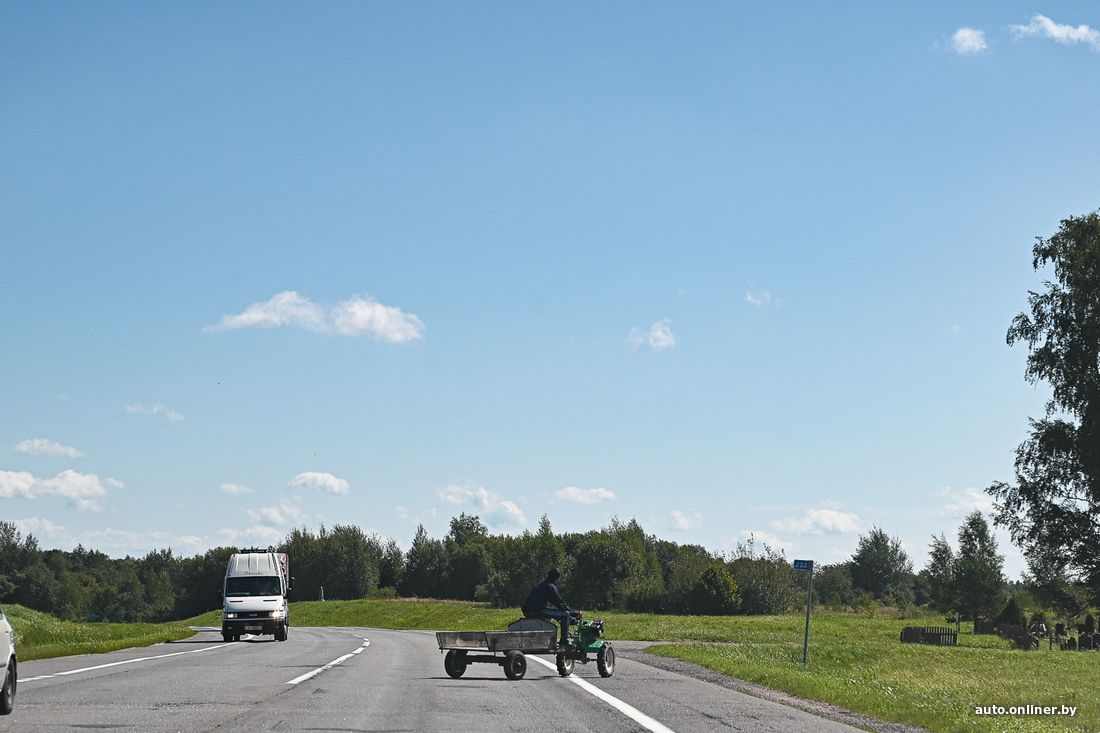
[435,618,615,680]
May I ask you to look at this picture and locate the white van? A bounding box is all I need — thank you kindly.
[0,603,16,714]
[221,551,293,642]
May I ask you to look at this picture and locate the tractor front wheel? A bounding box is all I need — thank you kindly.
[597,642,615,677]
[555,652,574,677]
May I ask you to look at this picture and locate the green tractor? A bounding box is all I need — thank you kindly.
[556,618,615,677]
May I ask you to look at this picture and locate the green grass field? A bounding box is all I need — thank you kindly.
[6,605,195,661]
[10,599,1098,733]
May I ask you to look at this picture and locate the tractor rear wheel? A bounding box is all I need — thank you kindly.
[555,653,574,677]
[597,642,615,677]
[444,650,468,678]
[503,650,527,680]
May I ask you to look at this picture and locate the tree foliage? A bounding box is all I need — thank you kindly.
[988,210,1100,598]
[849,526,913,601]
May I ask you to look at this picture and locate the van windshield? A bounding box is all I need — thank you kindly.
[225,576,282,597]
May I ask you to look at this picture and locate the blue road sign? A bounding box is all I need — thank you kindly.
[793,559,811,570]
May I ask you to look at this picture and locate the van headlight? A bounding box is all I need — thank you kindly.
[270,610,284,620]
[224,613,237,619]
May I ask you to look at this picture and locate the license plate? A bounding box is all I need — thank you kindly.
[244,625,262,631]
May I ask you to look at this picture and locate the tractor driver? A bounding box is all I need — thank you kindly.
[521,568,582,649]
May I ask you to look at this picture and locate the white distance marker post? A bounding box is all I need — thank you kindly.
[793,559,813,665]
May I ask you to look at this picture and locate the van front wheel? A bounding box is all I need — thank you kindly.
[1,658,16,715]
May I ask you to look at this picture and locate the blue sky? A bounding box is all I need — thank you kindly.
[3,2,1099,577]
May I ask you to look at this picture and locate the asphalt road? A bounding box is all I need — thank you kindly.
[5,626,871,732]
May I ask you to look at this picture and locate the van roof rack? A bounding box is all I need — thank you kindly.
[237,547,276,554]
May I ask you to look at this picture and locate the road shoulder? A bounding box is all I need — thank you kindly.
[615,641,929,733]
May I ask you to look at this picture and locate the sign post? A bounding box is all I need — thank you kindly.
[793,559,813,665]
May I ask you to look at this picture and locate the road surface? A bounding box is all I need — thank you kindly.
[6,626,873,732]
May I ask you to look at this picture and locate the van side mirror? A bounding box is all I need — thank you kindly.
[289,577,295,591]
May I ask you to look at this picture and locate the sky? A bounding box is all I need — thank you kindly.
[3,2,1099,578]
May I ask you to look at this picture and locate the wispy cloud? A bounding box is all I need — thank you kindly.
[746,289,773,306]
[216,525,285,546]
[14,438,83,458]
[0,470,121,512]
[221,482,253,495]
[1011,15,1100,49]
[952,28,988,55]
[289,472,349,495]
[126,403,184,422]
[396,505,437,525]
[738,530,796,554]
[939,486,993,516]
[629,319,676,351]
[437,480,526,529]
[245,498,309,526]
[669,510,702,530]
[771,508,860,535]
[206,291,425,343]
[555,486,618,504]
[13,517,211,554]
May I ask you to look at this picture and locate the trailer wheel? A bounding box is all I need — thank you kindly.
[503,650,526,680]
[555,652,574,677]
[444,650,468,678]
[597,642,615,677]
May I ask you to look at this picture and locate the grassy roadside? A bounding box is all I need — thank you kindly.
[6,605,196,661]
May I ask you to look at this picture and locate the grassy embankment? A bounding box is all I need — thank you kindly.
[6,605,195,661]
[12,598,1098,733]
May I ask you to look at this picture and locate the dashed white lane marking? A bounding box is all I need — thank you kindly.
[527,654,675,733]
[286,637,370,685]
[21,642,234,682]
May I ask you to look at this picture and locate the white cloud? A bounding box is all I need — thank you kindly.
[396,506,438,525]
[669,510,702,530]
[739,530,797,554]
[13,516,68,539]
[289,471,349,495]
[0,469,120,512]
[555,486,618,504]
[629,319,676,351]
[216,525,285,546]
[1011,15,1100,49]
[331,296,426,342]
[206,291,425,343]
[746,289,772,306]
[437,480,527,529]
[952,27,988,54]
[220,482,253,494]
[939,486,993,516]
[14,438,84,458]
[206,290,326,332]
[125,403,184,422]
[245,499,308,526]
[771,508,860,535]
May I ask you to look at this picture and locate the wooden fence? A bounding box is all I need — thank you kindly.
[900,626,957,646]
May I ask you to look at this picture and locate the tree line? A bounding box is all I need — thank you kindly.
[0,508,1061,628]
[0,515,805,622]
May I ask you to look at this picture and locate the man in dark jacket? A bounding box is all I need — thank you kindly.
[521,568,581,649]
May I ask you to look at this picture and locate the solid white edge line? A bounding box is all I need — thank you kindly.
[527,654,676,733]
[21,642,233,682]
[286,639,369,685]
